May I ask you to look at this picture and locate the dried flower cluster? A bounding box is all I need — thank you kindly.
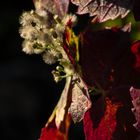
[19,8,76,65]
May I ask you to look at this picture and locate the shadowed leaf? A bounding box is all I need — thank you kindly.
[80,27,140,139]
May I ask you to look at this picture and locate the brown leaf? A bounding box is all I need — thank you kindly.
[71,0,133,22]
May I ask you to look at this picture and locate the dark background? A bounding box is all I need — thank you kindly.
[0,1,84,140]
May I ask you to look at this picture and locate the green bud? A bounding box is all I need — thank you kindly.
[56,66,64,72]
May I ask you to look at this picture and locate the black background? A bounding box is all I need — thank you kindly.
[0,1,84,140]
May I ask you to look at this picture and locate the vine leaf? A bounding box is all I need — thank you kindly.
[83,98,121,140]
[71,0,133,22]
[80,27,140,139]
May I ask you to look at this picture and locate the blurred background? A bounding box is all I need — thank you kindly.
[0,1,84,140]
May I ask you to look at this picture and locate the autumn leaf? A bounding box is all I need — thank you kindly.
[39,114,71,140]
[71,0,133,22]
[64,27,79,67]
[80,27,140,139]
[83,98,121,140]
[40,127,64,140]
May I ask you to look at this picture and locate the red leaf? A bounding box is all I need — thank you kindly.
[80,28,132,89]
[80,28,140,139]
[39,114,71,140]
[83,98,121,140]
[40,126,64,140]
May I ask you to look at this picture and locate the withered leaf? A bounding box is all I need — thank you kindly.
[46,77,72,129]
[68,76,91,123]
[130,87,140,131]
[71,0,133,22]
[55,77,72,128]
[34,0,69,18]
[54,0,70,17]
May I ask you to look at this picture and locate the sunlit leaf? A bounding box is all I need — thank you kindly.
[71,0,133,22]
